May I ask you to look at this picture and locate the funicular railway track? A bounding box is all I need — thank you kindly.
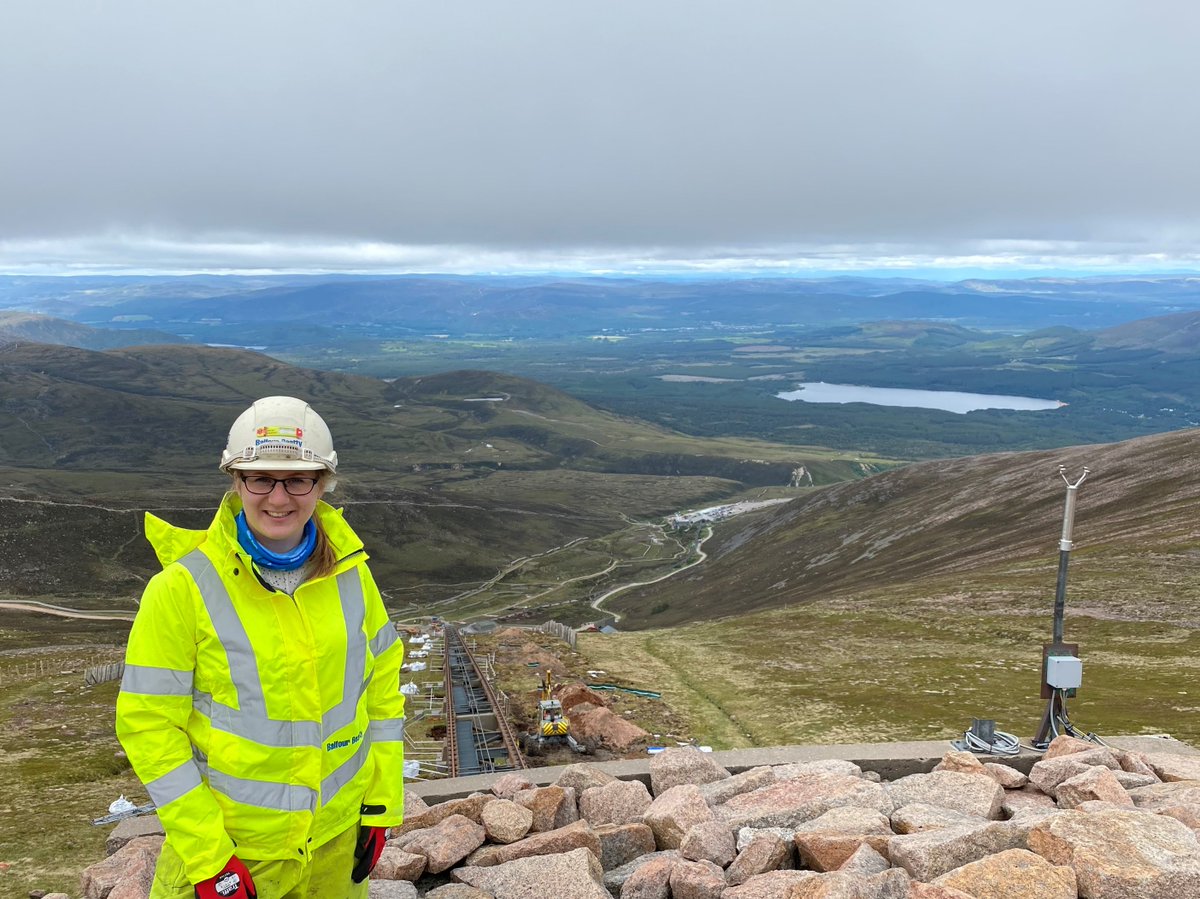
[443,626,526,776]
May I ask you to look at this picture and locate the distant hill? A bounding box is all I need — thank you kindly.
[4,273,1197,342]
[610,426,1200,628]
[1092,309,1200,354]
[0,341,891,601]
[0,312,185,350]
[0,341,884,483]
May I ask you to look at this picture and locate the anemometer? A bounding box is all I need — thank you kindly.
[956,464,1105,755]
[1032,465,1099,749]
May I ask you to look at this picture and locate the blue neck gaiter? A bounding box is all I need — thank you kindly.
[235,511,317,571]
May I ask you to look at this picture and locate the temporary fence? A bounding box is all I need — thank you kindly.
[86,661,126,686]
[539,620,577,649]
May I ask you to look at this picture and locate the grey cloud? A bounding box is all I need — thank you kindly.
[3,1,1200,264]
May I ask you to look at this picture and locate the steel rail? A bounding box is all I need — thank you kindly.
[442,626,526,776]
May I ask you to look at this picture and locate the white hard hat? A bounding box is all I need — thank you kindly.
[219,396,338,473]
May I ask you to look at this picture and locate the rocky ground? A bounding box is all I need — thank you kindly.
[82,735,1200,899]
[481,628,693,764]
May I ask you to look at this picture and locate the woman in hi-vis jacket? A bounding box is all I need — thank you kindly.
[117,396,405,898]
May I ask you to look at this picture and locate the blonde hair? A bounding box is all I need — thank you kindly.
[308,513,339,580]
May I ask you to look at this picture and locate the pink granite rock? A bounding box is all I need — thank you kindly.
[514,785,573,833]
[982,762,1028,789]
[1044,735,1100,758]
[888,820,1031,881]
[932,847,1076,899]
[620,852,679,899]
[403,790,431,818]
[720,774,893,830]
[481,797,534,844]
[1029,808,1200,898]
[1001,785,1058,818]
[1111,770,1158,790]
[885,771,1004,820]
[644,784,718,850]
[465,818,601,867]
[650,746,732,796]
[402,813,487,874]
[393,794,495,836]
[424,887,492,899]
[793,807,894,871]
[490,772,536,800]
[1028,750,1122,798]
[1145,752,1200,783]
[727,832,794,886]
[1055,766,1135,809]
[836,843,891,876]
[579,777,653,826]
[555,762,620,794]
[933,750,986,775]
[1117,749,1158,776]
[907,885,976,899]
[699,766,777,806]
[669,858,727,898]
[105,815,165,856]
[773,760,864,781]
[679,819,737,867]
[453,846,609,899]
[602,850,680,896]
[1127,779,1200,827]
[594,822,656,871]
[890,802,983,834]
[81,835,163,899]
[372,846,427,881]
[722,870,819,899]
[788,868,911,898]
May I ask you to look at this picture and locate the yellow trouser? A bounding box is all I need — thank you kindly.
[149,824,369,899]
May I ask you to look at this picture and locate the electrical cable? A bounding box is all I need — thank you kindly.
[953,727,1022,756]
[1031,688,1106,752]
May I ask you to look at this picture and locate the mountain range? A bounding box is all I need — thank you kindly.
[0,341,885,603]
[609,425,1200,629]
[6,274,1200,344]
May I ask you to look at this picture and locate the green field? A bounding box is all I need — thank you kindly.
[575,597,1200,750]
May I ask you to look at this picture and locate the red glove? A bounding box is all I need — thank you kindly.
[194,855,256,899]
[351,825,388,883]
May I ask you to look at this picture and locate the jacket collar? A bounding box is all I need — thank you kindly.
[144,493,365,569]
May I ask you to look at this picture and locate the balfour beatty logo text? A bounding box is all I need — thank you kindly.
[326,731,363,752]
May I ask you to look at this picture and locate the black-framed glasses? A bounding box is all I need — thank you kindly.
[240,474,320,496]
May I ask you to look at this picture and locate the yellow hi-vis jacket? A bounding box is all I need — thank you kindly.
[116,494,405,884]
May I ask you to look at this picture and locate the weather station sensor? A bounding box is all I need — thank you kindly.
[1045,655,1083,690]
[1032,466,1106,750]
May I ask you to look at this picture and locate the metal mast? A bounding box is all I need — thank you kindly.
[1033,465,1090,749]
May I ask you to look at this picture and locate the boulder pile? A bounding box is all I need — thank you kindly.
[80,735,1200,898]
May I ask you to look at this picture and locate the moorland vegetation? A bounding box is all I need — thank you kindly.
[3,274,1200,894]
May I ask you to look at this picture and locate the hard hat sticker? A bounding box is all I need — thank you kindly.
[254,437,304,453]
[256,426,303,438]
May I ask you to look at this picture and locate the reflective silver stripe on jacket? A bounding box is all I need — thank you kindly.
[192,690,322,747]
[177,550,367,751]
[121,664,193,696]
[145,759,202,807]
[321,569,367,739]
[209,768,319,813]
[368,716,405,743]
[197,722,318,813]
[370,621,400,658]
[321,732,371,806]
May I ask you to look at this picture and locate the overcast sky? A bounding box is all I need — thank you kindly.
[3,1,1200,275]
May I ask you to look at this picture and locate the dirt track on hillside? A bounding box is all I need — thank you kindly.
[0,600,135,621]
